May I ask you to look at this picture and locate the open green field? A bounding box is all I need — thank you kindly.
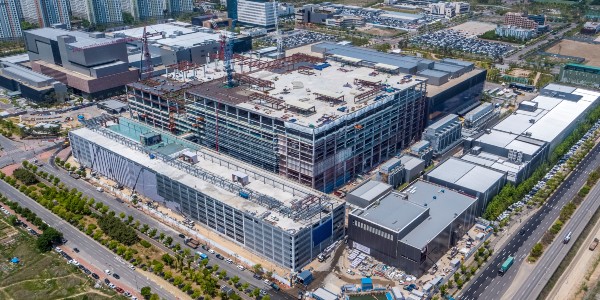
[0,222,120,300]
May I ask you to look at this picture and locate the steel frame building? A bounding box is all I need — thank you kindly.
[69,116,345,271]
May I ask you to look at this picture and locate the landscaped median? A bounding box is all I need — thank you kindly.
[1,160,262,300]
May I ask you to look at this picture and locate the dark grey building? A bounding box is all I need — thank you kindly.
[348,180,476,276]
[425,157,507,215]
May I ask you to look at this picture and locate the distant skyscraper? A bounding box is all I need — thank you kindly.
[69,0,123,24]
[227,0,237,20]
[122,0,193,20]
[167,0,193,15]
[0,0,22,39]
[22,0,71,29]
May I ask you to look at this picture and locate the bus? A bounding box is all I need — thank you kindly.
[499,256,514,275]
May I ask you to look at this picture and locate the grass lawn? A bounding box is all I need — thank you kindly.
[0,222,122,300]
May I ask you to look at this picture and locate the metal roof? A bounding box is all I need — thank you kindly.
[427,157,506,193]
[400,155,424,170]
[401,181,475,248]
[27,28,117,48]
[349,180,392,203]
[355,190,428,233]
[426,114,459,131]
[418,69,448,79]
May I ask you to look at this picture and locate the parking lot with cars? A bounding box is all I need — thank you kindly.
[496,120,600,223]
[410,29,513,58]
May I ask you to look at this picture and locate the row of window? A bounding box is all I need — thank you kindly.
[353,220,394,241]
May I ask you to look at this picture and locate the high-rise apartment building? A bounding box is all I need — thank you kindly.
[69,0,123,24]
[121,0,193,20]
[0,0,22,40]
[22,0,71,29]
[504,12,541,30]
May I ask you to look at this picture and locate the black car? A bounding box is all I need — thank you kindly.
[61,238,67,244]
[84,269,91,275]
[215,254,224,260]
[253,274,262,280]
[112,273,120,279]
[518,229,525,236]
[104,278,110,284]
[78,265,85,270]
[64,255,72,261]
[73,248,80,253]
[179,233,185,238]
[91,273,99,279]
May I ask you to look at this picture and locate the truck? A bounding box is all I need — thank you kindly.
[185,238,200,249]
[317,252,330,262]
[195,251,208,260]
[564,231,572,244]
[590,238,599,251]
[498,256,514,275]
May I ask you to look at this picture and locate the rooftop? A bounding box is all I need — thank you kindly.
[26,28,118,49]
[188,58,425,129]
[110,23,221,49]
[427,157,506,193]
[74,117,343,232]
[426,68,486,96]
[352,180,475,248]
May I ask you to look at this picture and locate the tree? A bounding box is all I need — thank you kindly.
[262,295,271,300]
[122,12,135,25]
[159,232,165,241]
[119,212,126,219]
[252,288,261,297]
[173,275,184,285]
[149,294,159,300]
[162,253,175,266]
[7,215,18,226]
[97,214,139,245]
[13,168,38,185]
[36,227,63,252]
[149,228,157,238]
[140,286,152,299]
[252,263,263,274]
[232,276,240,284]
[164,236,173,245]
[141,224,149,233]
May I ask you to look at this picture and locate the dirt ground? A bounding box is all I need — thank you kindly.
[450,21,497,36]
[357,26,400,37]
[509,68,532,78]
[546,40,600,67]
[547,213,600,300]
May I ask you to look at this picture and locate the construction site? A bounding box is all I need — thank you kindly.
[126,44,428,192]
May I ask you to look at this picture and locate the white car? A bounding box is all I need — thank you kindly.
[104,269,112,275]
[70,260,79,266]
[208,249,215,254]
[264,279,271,285]
[129,265,136,271]
[108,283,116,289]
[55,247,63,253]
[225,258,233,264]
[237,265,245,271]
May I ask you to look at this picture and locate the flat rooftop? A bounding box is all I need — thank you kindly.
[74,117,342,232]
[111,23,221,49]
[27,28,118,48]
[400,181,475,248]
[487,86,600,147]
[352,180,475,248]
[189,59,425,129]
[427,157,505,193]
[426,68,486,97]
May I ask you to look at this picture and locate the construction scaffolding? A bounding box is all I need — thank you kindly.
[233,73,275,91]
[248,92,285,110]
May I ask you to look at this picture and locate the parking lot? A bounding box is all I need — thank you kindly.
[496,120,600,223]
[259,30,337,50]
[410,29,513,58]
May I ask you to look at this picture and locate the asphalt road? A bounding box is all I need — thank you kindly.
[0,179,173,299]
[503,24,576,65]
[513,166,600,299]
[42,153,295,300]
[458,143,600,300]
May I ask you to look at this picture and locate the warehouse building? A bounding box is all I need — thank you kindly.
[462,102,498,131]
[422,114,462,156]
[348,180,476,276]
[310,42,486,122]
[425,157,507,215]
[69,116,345,272]
[24,28,139,99]
[559,64,600,89]
[462,84,600,183]
[376,155,425,188]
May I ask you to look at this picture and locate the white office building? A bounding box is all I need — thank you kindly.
[237,0,276,28]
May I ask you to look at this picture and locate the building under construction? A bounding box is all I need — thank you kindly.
[127,51,427,192]
[69,116,345,271]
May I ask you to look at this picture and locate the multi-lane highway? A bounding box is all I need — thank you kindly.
[513,167,600,299]
[0,179,173,299]
[459,142,600,300]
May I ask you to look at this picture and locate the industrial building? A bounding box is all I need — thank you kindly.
[409,140,433,165]
[0,61,68,102]
[24,28,139,99]
[0,0,22,40]
[428,2,470,18]
[422,114,462,156]
[69,116,346,272]
[581,22,600,34]
[462,102,498,131]
[463,84,600,183]
[310,42,486,122]
[425,157,507,215]
[377,154,425,188]
[348,180,476,276]
[559,64,600,89]
[21,0,70,29]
